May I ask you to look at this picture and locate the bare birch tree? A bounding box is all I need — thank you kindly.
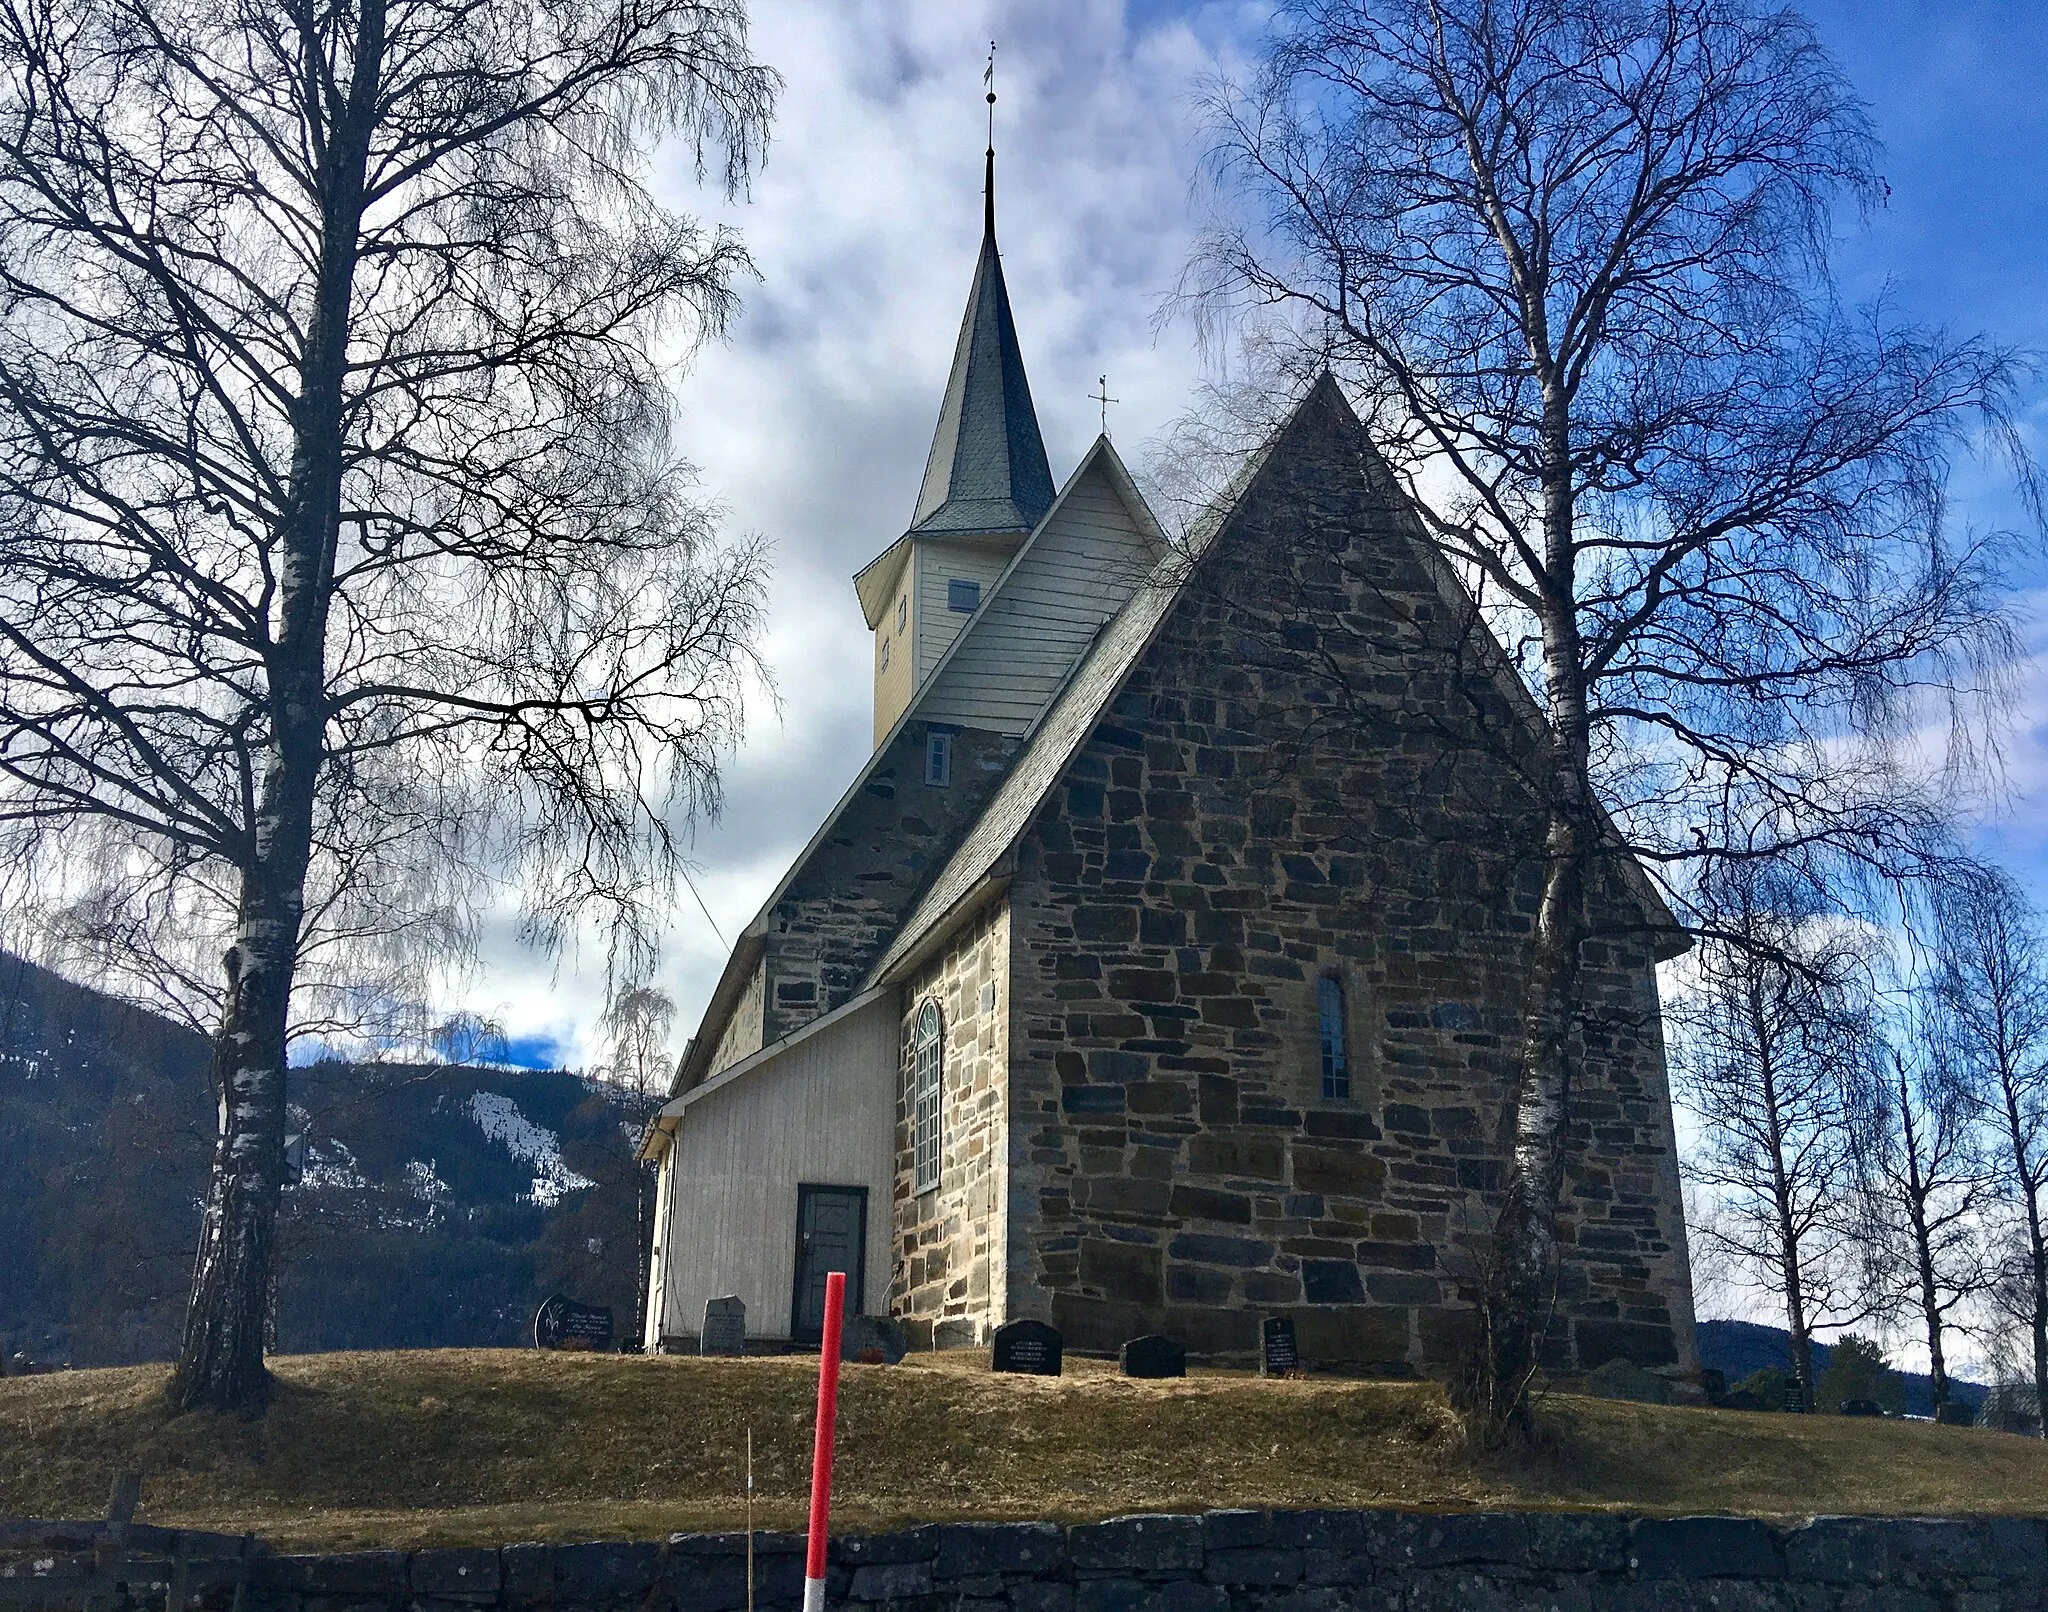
[1677,862,1881,1407]
[1188,0,2022,1429]
[0,0,775,1412]
[1937,870,2048,1437]
[591,982,675,1346]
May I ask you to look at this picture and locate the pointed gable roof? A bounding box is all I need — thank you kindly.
[907,222,1056,538]
[866,373,1687,985]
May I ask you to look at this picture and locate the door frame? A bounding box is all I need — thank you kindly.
[791,1182,868,1344]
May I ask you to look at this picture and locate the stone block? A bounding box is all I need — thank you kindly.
[1075,1581,1149,1612]
[1782,1518,1889,1585]
[1525,1512,1629,1573]
[1152,1585,1230,1612]
[1290,1147,1386,1196]
[407,1550,500,1602]
[836,1528,941,1566]
[1069,1514,1205,1574]
[285,1554,409,1598]
[1203,1548,1302,1585]
[1629,1517,1784,1579]
[1011,1585,1077,1612]
[1368,1512,1529,1569]
[1271,1511,1366,1555]
[1301,1262,1365,1304]
[1168,1232,1274,1267]
[1575,1318,1678,1369]
[934,1522,1065,1580]
[1202,1510,1274,1551]
[1082,1238,1164,1303]
[847,1561,933,1601]
[552,1541,660,1598]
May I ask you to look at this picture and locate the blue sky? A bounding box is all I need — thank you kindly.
[463,0,2048,1073]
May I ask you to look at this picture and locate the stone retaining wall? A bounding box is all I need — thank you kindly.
[10,1510,2046,1612]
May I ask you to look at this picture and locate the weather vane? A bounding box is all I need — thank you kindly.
[1090,374,1120,436]
[984,41,996,145]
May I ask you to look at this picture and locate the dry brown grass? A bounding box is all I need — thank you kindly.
[2,1349,2045,1552]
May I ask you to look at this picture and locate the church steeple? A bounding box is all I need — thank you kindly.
[905,138,1055,538]
[855,70,1059,747]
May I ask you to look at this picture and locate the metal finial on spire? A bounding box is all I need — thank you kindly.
[983,41,997,238]
[1090,375,1120,436]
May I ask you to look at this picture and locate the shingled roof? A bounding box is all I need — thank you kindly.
[905,189,1056,538]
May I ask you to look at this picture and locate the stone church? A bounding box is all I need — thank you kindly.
[640,171,1699,1378]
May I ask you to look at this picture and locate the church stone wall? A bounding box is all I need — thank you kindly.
[1000,397,1695,1372]
[760,720,1018,1047]
[892,895,1010,1348]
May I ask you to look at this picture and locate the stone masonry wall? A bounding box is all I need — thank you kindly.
[1002,385,1695,1368]
[29,1510,2045,1612]
[893,896,1010,1348]
[759,720,1016,1048]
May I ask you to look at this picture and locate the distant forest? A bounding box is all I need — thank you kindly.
[0,952,647,1367]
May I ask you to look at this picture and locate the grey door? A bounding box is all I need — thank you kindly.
[791,1184,866,1345]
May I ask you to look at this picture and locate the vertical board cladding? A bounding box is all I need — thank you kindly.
[654,993,897,1344]
[761,720,1018,1046]
[1002,390,1695,1372]
[705,961,765,1078]
[893,897,1010,1347]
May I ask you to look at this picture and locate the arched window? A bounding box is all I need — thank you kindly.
[1318,975,1350,1101]
[911,999,943,1194]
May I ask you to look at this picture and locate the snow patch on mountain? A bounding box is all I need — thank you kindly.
[468,1089,594,1205]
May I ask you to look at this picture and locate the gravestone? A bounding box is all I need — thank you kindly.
[992,1318,1063,1376]
[841,1314,909,1365]
[1839,1397,1887,1417]
[1783,1382,1808,1413]
[1260,1316,1300,1378]
[1119,1334,1185,1379]
[534,1293,613,1352]
[700,1295,746,1357]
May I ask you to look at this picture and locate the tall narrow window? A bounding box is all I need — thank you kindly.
[1318,975,1350,1101]
[925,730,953,786]
[912,1000,943,1193]
[897,594,908,633]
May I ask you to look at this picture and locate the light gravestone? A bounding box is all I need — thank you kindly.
[1119,1334,1185,1379]
[991,1318,1063,1376]
[700,1295,747,1357]
[1260,1316,1300,1378]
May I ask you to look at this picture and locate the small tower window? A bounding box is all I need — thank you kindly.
[1318,974,1350,1101]
[925,730,952,787]
[911,999,943,1194]
[948,578,981,613]
[897,594,908,633]
[879,636,890,673]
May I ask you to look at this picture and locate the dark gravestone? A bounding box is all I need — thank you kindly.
[1936,1402,1976,1426]
[1839,1397,1887,1417]
[1783,1381,1808,1414]
[841,1314,909,1365]
[1119,1334,1186,1379]
[700,1295,746,1357]
[1260,1315,1300,1378]
[992,1318,1063,1376]
[534,1293,613,1352]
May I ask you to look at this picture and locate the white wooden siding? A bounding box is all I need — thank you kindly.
[913,541,1015,687]
[653,991,897,1343]
[916,460,1158,735]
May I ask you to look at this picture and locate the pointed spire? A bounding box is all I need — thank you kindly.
[905,51,1054,538]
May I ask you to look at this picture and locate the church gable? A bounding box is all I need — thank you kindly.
[993,378,1694,1370]
[914,440,1164,738]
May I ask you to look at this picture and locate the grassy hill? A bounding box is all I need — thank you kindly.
[5,1350,2048,1552]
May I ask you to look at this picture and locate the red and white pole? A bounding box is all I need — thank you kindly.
[802,1270,846,1612]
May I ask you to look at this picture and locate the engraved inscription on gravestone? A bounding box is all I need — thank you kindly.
[1119,1333,1185,1379]
[534,1293,613,1352]
[700,1295,747,1356]
[991,1318,1063,1376]
[1260,1315,1300,1378]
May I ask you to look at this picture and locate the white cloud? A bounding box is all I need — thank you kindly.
[459,0,1261,1066]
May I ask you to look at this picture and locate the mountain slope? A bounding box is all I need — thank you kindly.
[0,953,645,1366]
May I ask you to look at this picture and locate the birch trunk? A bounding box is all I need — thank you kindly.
[164,0,381,1413]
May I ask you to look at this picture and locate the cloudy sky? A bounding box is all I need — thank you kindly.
[467,0,2048,1076]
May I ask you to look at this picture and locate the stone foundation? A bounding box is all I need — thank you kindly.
[13,1510,2044,1612]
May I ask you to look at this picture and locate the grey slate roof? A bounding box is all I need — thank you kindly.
[907,229,1056,537]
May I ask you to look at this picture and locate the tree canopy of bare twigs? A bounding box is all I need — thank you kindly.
[1676,861,1883,1406]
[0,0,775,1412]
[1936,870,2048,1436]
[1185,0,2029,1432]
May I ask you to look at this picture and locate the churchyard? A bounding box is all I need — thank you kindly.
[5,1348,2048,1554]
